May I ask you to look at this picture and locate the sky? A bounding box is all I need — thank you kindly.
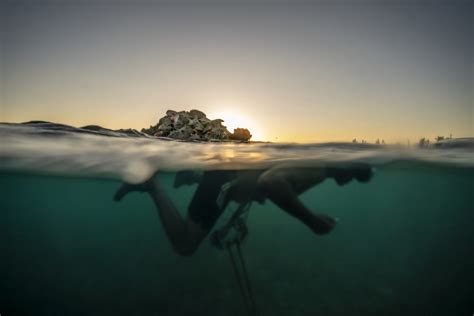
[1,0,472,142]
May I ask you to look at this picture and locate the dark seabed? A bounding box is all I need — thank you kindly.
[1,164,472,315]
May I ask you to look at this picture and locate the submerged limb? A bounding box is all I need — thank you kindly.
[257,168,336,235]
[114,176,208,256]
[114,182,151,201]
[147,178,208,256]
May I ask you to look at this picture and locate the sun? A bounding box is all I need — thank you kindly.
[208,110,265,141]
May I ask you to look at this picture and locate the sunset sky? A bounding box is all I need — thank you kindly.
[2,1,472,142]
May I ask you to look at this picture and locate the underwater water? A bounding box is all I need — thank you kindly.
[1,123,473,315]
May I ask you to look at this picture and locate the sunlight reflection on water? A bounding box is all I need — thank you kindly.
[1,123,473,183]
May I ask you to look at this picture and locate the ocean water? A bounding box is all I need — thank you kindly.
[1,123,473,315]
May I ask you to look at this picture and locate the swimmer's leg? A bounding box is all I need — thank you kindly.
[257,168,336,235]
[114,177,209,256]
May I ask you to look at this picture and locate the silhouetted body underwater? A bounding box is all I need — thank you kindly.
[114,164,373,256]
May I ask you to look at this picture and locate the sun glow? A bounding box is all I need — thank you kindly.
[208,110,265,141]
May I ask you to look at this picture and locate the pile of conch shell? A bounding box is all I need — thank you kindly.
[141,109,252,142]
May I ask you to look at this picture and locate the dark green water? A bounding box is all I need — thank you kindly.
[1,165,473,315]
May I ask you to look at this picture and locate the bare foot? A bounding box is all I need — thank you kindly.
[113,180,153,201]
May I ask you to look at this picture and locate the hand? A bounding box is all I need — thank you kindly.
[310,214,338,235]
